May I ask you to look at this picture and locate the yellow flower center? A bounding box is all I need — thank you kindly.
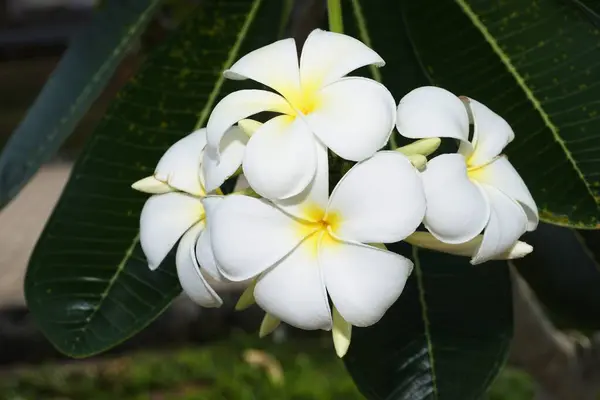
[284,85,322,117]
[296,203,342,258]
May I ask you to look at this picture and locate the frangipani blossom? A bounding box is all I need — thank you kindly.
[208,145,426,357]
[132,128,244,307]
[205,29,396,200]
[396,86,538,264]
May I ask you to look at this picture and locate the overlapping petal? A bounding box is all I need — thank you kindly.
[396,86,469,142]
[320,240,412,327]
[327,151,425,243]
[304,77,395,161]
[469,156,538,231]
[243,115,317,200]
[139,192,204,270]
[196,196,226,281]
[299,29,384,89]
[468,99,515,167]
[254,238,332,330]
[210,195,307,281]
[422,154,490,244]
[202,126,248,193]
[154,129,206,196]
[472,186,528,264]
[176,223,222,307]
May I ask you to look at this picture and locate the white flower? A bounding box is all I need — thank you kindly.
[207,144,426,357]
[132,128,245,307]
[205,29,396,200]
[396,86,539,264]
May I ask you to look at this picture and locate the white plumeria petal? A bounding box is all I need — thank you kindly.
[154,129,206,196]
[210,195,307,281]
[299,29,384,89]
[273,139,329,221]
[472,186,528,264]
[176,223,222,307]
[305,77,395,161]
[327,151,425,243]
[422,153,490,244]
[202,126,248,192]
[237,118,263,136]
[243,115,317,200]
[321,240,413,327]
[469,156,538,231]
[254,238,332,330]
[197,196,226,281]
[132,176,172,194]
[406,232,533,261]
[140,192,203,270]
[396,86,469,142]
[223,38,301,100]
[468,98,515,167]
[206,89,293,150]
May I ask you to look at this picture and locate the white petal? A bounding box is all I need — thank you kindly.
[305,77,395,161]
[154,130,206,196]
[467,99,515,167]
[243,115,317,200]
[327,151,425,243]
[396,86,469,142]
[332,306,352,358]
[422,153,490,244]
[273,139,329,221]
[140,192,203,270]
[132,176,172,194]
[237,119,263,136]
[206,89,293,150]
[406,232,533,261]
[176,224,222,307]
[472,186,528,264]
[209,195,306,281]
[469,156,538,231]
[321,240,412,327]
[202,126,248,192]
[299,29,384,89]
[254,238,332,330]
[224,38,301,100]
[197,196,227,281]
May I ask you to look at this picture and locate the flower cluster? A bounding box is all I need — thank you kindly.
[132,30,538,357]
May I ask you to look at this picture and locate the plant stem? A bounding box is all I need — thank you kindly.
[327,0,344,33]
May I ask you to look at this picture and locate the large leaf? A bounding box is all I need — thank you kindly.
[344,244,513,400]
[25,0,289,358]
[0,0,163,209]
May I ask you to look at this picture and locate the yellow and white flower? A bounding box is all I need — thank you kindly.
[205,29,396,200]
[207,144,426,357]
[396,86,538,264]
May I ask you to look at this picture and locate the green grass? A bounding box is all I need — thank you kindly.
[0,332,534,400]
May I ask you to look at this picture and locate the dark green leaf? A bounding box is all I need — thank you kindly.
[0,0,163,209]
[25,0,289,358]
[344,244,513,400]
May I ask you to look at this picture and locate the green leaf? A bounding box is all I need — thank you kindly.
[25,0,289,358]
[344,244,513,400]
[0,0,163,209]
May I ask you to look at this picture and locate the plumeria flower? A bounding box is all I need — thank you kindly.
[207,144,426,357]
[396,86,538,264]
[205,29,396,200]
[131,127,246,307]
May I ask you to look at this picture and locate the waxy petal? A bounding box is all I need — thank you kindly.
[202,126,248,192]
[176,223,222,307]
[243,115,317,200]
[154,129,206,196]
[469,156,538,231]
[305,77,395,161]
[196,197,226,281]
[468,99,515,167]
[254,238,332,330]
[396,86,469,142]
[321,240,412,327]
[422,153,490,244]
[206,89,292,150]
[472,186,528,264]
[224,38,301,100]
[327,151,425,243]
[299,29,384,89]
[140,192,203,270]
[210,195,306,281]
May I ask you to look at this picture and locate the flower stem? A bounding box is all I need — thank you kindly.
[327,0,344,33]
